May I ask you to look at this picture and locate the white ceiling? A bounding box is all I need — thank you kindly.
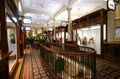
[20,0,107,27]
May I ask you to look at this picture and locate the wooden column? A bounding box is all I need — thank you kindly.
[0,0,9,79]
[19,20,23,57]
[53,19,56,40]
[22,30,26,50]
[0,0,8,54]
[42,28,44,39]
[100,10,104,58]
[16,26,21,58]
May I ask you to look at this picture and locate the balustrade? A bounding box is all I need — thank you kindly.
[40,44,96,79]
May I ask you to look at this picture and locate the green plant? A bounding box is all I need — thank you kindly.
[55,57,64,73]
[35,34,43,44]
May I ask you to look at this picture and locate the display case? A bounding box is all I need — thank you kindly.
[55,26,68,44]
[72,9,107,56]
[77,25,101,55]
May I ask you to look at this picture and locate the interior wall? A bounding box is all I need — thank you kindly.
[115,3,120,19]
[114,4,120,41]
[107,3,120,42]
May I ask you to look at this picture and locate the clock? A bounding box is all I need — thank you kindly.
[61,21,67,27]
[107,0,116,10]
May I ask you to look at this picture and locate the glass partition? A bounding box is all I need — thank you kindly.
[6,16,17,72]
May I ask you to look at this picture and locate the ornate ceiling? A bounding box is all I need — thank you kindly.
[20,0,107,27]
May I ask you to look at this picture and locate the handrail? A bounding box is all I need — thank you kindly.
[42,44,95,56]
[0,51,12,69]
[40,43,96,79]
[0,50,13,60]
[51,43,96,54]
[0,50,13,79]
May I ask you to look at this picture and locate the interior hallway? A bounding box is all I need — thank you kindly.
[19,47,120,79]
[19,47,53,79]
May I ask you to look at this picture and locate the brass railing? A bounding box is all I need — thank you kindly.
[40,44,96,79]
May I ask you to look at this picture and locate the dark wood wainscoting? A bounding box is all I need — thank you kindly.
[103,42,120,65]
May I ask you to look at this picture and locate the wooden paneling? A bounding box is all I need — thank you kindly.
[103,42,120,65]
[72,9,107,29]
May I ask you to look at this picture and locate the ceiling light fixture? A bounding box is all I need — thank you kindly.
[37,22,40,24]
[41,14,45,16]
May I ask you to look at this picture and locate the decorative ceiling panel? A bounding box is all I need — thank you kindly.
[21,0,107,27]
[22,0,68,14]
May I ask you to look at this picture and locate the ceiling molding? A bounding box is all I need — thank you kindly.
[54,5,67,18]
[23,7,52,16]
[54,0,78,18]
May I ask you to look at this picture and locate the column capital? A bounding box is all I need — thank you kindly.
[67,8,72,11]
[53,18,55,21]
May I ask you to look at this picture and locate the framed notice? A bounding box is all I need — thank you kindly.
[115,27,120,38]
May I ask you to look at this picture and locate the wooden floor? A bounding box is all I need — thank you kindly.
[19,47,120,79]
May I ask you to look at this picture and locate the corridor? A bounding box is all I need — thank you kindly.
[20,48,53,79]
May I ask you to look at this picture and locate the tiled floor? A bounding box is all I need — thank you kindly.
[21,48,53,79]
[96,59,120,79]
[20,47,120,79]
[31,48,53,79]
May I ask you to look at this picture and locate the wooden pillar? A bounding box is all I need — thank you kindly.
[0,0,9,79]
[46,24,49,39]
[53,19,56,40]
[23,27,27,48]
[22,31,24,49]
[100,10,104,58]
[19,20,23,57]
[16,26,21,58]
[21,26,26,50]
[42,27,44,39]
[76,29,77,44]
[0,0,8,54]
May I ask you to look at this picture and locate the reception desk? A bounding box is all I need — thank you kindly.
[103,42,120,65]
